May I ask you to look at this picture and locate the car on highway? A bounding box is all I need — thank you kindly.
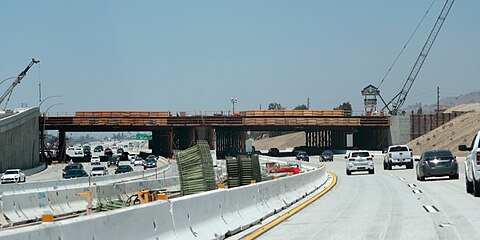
[383,145,413,170]
[115,165,133,174]
[345,151,374,175]
[94,145,103,152]
[67,146,75,151]
[107,156,119,167]
[415,149,458,181]
[83,148,92,156]
[459,131,480,196]
[90,156,101,165]
[90,166,109,176]
[296,151,309,162]
[143,159,157,169]
[146,155,157,161]
[104,148,113,157]
[74,146,83,155]
[133,156,145,166]
[117,148,124,154]
[268,148,280,156]
[62,163,84,177]
[128,153,137,163]
[320,150,334,162]
[63,169,89,179]
[1,169,26,184]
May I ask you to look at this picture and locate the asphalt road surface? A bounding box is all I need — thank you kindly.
[257,155,480,240]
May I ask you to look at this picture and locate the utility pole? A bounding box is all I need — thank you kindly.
[307,97,310,110]
[437,86,440,114]
[436,86,440,128]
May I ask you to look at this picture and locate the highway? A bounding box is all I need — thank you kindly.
[254,155,480,240]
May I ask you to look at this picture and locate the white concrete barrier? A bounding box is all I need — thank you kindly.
[0,166,330,239]
[0,164,170,195]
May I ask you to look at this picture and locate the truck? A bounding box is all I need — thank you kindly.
[383,145,413,170]
[459,131,480,196]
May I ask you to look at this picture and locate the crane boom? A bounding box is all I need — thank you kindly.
[385,0,454,115]
[0,58,40,109]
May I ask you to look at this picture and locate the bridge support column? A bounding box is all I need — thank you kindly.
[58,130,66,163]
[215,128,246,159]
[174,127,196,150]
[196,127,215,150]
[150,130,173,158]
[305,129,348,149]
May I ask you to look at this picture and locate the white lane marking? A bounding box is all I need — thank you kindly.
[399,177,406,181]
[412,189,423,194]
[389,174,393,176]
[423,205,439,213]
[408,183,417,188]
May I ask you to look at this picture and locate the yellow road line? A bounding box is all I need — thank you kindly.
[244,171,337,240]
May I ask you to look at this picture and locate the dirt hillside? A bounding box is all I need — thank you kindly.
[253,132,305,150]
[443,103,480,113]
[407,111,480,157]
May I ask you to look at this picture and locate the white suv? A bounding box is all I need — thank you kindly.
[345,151,374,175]
[90,156,101,165]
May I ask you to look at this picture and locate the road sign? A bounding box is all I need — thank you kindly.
[136,134,152,140]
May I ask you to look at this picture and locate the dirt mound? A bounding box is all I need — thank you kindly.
[253,132,305,150]
[444,103,480,113]
[407,112,480,157]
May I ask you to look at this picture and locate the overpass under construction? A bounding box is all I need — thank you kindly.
[42,110,391,159]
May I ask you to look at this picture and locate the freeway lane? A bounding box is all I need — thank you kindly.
[255,155,480,240]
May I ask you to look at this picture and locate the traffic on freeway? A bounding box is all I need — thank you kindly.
[250,153,480,240]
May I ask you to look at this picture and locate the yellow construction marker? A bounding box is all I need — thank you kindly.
[250,180,257,184]
[273,176,279,180]
[244,171,337,240]
[157,193,168,200]
[218,183,225,189]
[76,191,93,215]
[42,213,54,223]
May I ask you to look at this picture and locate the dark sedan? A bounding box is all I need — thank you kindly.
[115,165,133,174]
[296,151,309,162]
[143,159,157,169]
[416,149,459,181]
[63,169,89,179]
[62,163,84,177]
[320,150,334,162]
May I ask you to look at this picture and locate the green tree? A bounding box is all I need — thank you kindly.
[268,103,285,110]
[334,102,352,116]
[293,104,308,110]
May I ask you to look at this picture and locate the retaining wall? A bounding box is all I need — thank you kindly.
[0,108,40,172]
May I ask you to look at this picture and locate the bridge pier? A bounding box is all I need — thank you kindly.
[215,128,246,159]
[150,130,173,158]
[306,129,348,149]
[58,130,67,163]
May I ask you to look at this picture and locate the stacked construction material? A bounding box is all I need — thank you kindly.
[226,154,261,188]
[175,141,216,196]
[226,156,241,188]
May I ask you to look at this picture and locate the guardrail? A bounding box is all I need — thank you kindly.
[0,161,331,239]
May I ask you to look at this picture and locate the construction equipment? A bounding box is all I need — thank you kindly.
[125,189,169,206]
[379,0,454,115]
[0,58,40,110]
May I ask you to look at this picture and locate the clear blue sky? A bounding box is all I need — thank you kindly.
[0,0,478,113]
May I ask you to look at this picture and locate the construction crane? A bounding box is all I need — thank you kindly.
[0,58,40,110]
[380,0,454,115]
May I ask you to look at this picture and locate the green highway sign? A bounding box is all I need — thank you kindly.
[136,133,152,140]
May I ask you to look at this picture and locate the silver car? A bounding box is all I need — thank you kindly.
[345,151,374,175]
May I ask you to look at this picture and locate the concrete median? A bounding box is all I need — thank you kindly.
[0,165,330,239]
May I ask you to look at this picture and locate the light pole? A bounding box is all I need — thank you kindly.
[41,103,63,165]
[39,95,61,109]
[230,98,237,115]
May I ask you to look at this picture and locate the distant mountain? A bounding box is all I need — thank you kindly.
[404,90,480,114]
